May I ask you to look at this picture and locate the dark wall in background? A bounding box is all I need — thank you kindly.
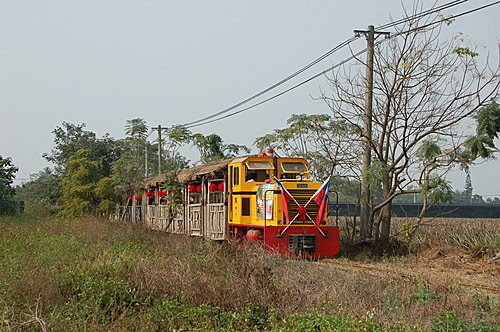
[330,203,500,218]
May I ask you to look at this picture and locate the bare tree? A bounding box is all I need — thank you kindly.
[321,5,499,240]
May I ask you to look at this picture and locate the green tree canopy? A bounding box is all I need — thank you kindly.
[112,119,151,195]
[464,99,500,160]
[15,167,61,211]
[0,155,18,215]
[192,133,250,164]
[43,122,121,177]
[60,150,104,217]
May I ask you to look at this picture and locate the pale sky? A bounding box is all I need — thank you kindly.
[1,0,499,196]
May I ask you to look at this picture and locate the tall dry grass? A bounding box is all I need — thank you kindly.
[397,218,499,250]
[0,215,497,330]
[335,216,499,256]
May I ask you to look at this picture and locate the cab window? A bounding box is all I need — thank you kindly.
[233,166,240,186]
[246,161,273,170]
[281,162,307,172]
[280,162,308,180]
[245,161,273,182]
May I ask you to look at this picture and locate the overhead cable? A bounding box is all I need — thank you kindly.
[181,36,359,127]
[180,0,472,128]
[184,1,499,128]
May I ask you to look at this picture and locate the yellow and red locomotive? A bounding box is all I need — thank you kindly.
[135,152,340,258]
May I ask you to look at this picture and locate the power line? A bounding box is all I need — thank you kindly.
[181,36,360,127]
[376,0,470,30]
[184,1,499,129]
[185,49,367,129]
[401,0,500,33]
[180,0,472,128]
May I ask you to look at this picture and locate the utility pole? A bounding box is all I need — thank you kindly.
[145,144,149,178]
[152,125,166,176]
[354,25,389,240]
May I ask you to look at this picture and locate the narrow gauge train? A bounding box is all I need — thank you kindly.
[122,152,340,258]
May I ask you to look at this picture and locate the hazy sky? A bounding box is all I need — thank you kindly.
[1,0,499,196]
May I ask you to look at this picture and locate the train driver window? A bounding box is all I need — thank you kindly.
[245,172,257,182]
[245,161,273,182]
[280,162,309,180]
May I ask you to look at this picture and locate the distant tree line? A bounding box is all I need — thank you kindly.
[11,119,248,217]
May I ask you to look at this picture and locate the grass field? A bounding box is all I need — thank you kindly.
[0,213,498,331]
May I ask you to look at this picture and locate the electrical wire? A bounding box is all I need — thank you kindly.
[184,1,499,129]
[400,0,500,33]
[180,0,472,128]
[376,0,470,30]
[181,36,360,127]
[185,48,367,129]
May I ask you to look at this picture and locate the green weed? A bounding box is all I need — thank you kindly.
[431,312,493,332]
[410,284,438,303]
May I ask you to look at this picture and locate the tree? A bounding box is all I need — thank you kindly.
[94,176,121,215]
[162,125,192,172]
[465,99,500,159]
[486,197,500,204]
[192,133,250,164]
[47,120,252,215]
[464,173,473,203]
[44,122,121,177]
[125,118,148,139]
[112,120,192,198]
[0,156,18,215]
[319,6,499,240]
[471,194,485,204]
[112,118,151,196]
[115,121,191,186]
[60,150,104,217]
[33,122,122,213]
[15,168,62,211]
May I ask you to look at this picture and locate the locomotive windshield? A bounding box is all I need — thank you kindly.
[281,162,307,173]
[246,161,274,169]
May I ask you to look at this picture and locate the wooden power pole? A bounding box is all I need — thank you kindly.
[354,25,389,240]
[152,125,166,176]
[145,144,149,178]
